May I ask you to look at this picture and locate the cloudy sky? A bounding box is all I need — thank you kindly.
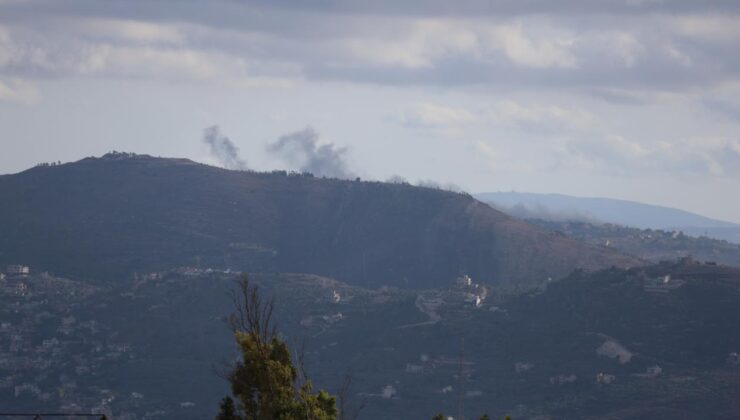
[1,0,740,222]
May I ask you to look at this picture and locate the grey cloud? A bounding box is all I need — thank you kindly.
[1,0,740,95]
[716,144,740,173]
[203,125,248,170]
[704,99,740,122]
[299,20,735,92]
[6,0,740,25]
[565,135,740,177]
[184,0,740,18]
[588,89,649,106]
[267,127,353,179]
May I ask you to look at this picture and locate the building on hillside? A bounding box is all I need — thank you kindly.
[465,293,483,307]
[6,265,30,276]
[596,372,616,384]
[456,274,472,287]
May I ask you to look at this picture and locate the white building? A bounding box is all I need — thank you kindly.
[6,265,29,275]
[596,372,616,384]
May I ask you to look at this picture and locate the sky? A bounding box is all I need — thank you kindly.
[1,0,740,223]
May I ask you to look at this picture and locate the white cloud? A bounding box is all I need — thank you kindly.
[567,134,740,177]
[0,22,296,86]
[72,18,186,45]
[0,19,301,87]
[663,43,692,67]
[489,100,596,132]
[335,19,577,71]
[669,15,740,41]
[488,22,578,69]
[0,77,37,103]
[397,102,476,127]
[0,25,14,67]
[79,46,245,80]
[334,19,482,70]
[1,7,739,93]
[610,33,644,68]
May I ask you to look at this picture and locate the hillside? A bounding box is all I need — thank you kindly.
[3,262,739,418]
[0,153,640,288]
[477,192,740,244]
[529,219,740,267]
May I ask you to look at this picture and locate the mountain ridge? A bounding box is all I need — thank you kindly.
[477,191,740,245]
[476,191,739,228]
[0,154,642,288]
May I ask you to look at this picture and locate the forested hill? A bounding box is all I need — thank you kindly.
[0,153,641,288]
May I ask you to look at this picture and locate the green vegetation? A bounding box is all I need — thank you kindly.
[217,276,338,420]
[3,263,740,417]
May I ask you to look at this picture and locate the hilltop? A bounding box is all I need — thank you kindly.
[0,153,640,288]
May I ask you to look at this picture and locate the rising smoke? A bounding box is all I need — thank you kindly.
[416,180,465,193]
[267,127,353,179]
[202,125,248,170]
[488,202,598,223]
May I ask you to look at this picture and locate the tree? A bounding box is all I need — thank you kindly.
[217,275,338,420]
[217,396,239,420]
[337,373,365,420]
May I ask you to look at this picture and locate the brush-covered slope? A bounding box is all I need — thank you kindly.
[0,153,641,287]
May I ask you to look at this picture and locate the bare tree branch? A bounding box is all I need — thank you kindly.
[338,372,365,420]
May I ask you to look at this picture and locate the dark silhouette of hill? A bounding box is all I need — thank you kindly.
[0,153,641,287]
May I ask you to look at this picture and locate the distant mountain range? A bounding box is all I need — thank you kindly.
[529,219,740,267]
[0,153,639,288]
[476,192,740,244]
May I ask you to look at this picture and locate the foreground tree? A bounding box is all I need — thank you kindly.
[217,275,338,420]
[217,396,239,420]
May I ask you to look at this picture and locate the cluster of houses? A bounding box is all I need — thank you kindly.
[0,268,147,417]
[1,265,30,278]
[0,265,31,295]
[456,275,488,307]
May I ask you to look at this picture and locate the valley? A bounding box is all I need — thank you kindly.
[2,259,739,419]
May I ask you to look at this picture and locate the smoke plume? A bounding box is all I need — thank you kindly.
[489,202,599,223]
[267,127,353,179]
[416,180,465,193]
[203,125,247,170]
